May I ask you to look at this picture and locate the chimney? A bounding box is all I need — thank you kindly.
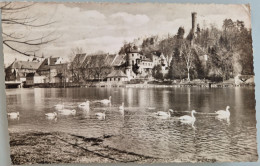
[191,12,197,35]
[48,56,52,65]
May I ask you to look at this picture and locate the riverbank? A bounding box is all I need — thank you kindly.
[22,81,254,88]
[9,131,218,165]
[9,131,164,165]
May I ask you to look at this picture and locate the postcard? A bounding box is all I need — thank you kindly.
[1,2,257,165]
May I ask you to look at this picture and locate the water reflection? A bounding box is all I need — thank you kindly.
[6,87,257,162]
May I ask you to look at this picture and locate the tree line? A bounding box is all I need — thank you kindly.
[122,18,254,82]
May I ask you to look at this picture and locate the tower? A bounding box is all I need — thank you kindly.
[191,12,197,46]
[191,12,197,35]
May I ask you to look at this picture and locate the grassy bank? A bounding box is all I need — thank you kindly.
[9,131,219,165]
[9,132,162,165]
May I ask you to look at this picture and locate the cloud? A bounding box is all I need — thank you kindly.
[110,12,150,26]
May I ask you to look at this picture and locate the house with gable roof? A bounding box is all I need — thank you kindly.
[5,60,41,82]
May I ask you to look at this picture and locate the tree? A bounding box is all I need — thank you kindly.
[209,48,233,81]
[1,2,57,57]
[89,54,110,82]
[180,41,194,81]
[69,47,84,82]
[152,65,164,80]
[177,27,185,39]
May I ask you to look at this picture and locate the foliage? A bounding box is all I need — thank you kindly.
[152,65,164,80]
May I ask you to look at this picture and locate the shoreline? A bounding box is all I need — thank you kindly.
[12,82,255,89]
[9,131,163,165]
[9,131,219,165]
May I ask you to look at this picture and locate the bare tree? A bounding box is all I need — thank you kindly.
[90,55,110,82]
[69,47,84,82]
[1,2,57,57]
[180,41,194,82]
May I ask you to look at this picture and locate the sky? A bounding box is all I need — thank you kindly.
[1,2,251,65]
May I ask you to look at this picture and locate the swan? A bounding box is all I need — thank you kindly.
[54,103,64,110]
[99,96,111,105]
[179,110,197,122]
[215,106,230,118]
[7,112,19,119]
[45,112,57,118]
[119,102,124,110]
[95,110,106,119]
[78,100,90,108]
[58,109,76,115]
[155,109,173,118]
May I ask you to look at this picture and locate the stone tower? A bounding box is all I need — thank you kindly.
[191,12,197,46]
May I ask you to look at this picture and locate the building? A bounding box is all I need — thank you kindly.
[106,70,128,83]
[125,46,168,80]
[80,53,126,81]
[37,57,68,83]
[5,60,41,82]
[26,73,46,85]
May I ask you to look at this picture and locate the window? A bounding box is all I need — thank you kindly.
[118,78,121,81]
[132,54,134,57]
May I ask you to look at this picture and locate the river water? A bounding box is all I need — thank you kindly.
[6,87,257,162]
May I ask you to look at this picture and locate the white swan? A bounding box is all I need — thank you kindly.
[58,109,76,115]
[95,110,106,119]
[155,109,173,118]
[78,100,90,108]
[99,96,111,105]
[179,110,197,122]
[45,112,57,118]
[7,112,19,119]
[215,106,230,118]
[54,103,64,110]
[119,102,124,110]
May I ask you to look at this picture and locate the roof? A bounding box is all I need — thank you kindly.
[8,61,41,70]
[82,54,126,68]
[143,58,152,62]
[26,73,41,77]
[111,54,126,66]
[38,58,68,71]
[106,70,127,78]
[72,54,87,67]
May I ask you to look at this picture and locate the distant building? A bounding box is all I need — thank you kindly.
[125,46,168,80]
[5,60,41,82]
[80,53,126,81]
[106,70,128,82]
[26,73,46,85]
[37,57,68,83]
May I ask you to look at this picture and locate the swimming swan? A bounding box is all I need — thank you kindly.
[155,109,173,118]
[7,112,19,119]
[179,110,197,122]
[45,112,57,118]
[95,110,106,119]
[99,96,111,105]
[215,106,230,118]
[58,109,76,115]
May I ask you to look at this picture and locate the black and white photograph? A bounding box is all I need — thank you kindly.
[1,2,257,165]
